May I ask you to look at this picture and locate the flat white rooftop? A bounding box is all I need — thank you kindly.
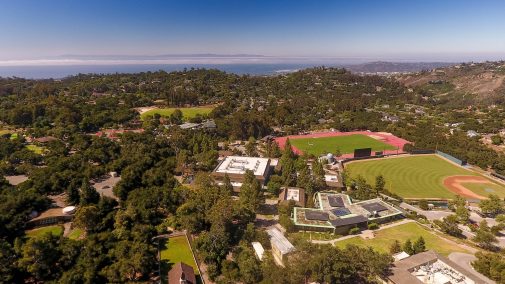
[251,242,265,261]
[215,156,270,176]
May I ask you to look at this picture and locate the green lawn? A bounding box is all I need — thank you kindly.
[160,235,199,282]
[140,106,214,121]
[26,144,45,154]
[26,225,64,238]
[335,222,468,256]
[10,133,18,140]
[67,228,85,240]
[290,134,396,156]
[0,129,12,136]
[345,155,505,199]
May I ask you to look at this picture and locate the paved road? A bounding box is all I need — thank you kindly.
[448,252,495,284]
[400,202,453,221]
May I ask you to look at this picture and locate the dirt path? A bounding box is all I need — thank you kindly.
[443,176,491,199]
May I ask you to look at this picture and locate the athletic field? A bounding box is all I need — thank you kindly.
[140,106,214,120]
[345,154,505,199]
[275,131,408,157]
[289,134,396,156]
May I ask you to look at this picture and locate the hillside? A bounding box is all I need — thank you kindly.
[396,61,505,103]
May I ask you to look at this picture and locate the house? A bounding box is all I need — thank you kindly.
[267,228,295,266]
[212,156,272,191]
[278,187,306,207]
[168,262,196,284]
[387,250,485,284]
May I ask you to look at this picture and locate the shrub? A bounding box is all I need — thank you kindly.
[368,222,379,230]
[349,227,360,235]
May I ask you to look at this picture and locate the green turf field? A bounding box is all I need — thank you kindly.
[335,222,469,256]
[289,134,396,156]
[25,225,64,238]
[160,236,199,274]
[140,106,214,120]
[345,155,505,199]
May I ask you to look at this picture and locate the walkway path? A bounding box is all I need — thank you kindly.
[400,202,453,221]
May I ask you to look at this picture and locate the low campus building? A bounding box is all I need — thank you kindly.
[278,187,306,207]
[293,192,403,234]
[388,250,485,284]
[26,206,76,228]
[212,156,272,190]
[267,228,295,266]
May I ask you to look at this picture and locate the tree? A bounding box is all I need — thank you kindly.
[266,175,282,195]
[312,159,326,191]
[418,200,429,210]
[455,205,470,223]
[237,248,262,284]
[491,135,503,145]
[473,221,498,250]
[402,239,415,255]
[389,240,402,254]
[245,137,257,156]
[73,205,100,232]
[239,170,264,211]
[413,236,426,254]
[169,109,183,124]
[374,175,386,195]
[79,179,99,205]
[479,194,504,217]
[221,174,234,195]
[436,215,463,237]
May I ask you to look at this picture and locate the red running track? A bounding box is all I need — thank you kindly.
[274,131,411,158]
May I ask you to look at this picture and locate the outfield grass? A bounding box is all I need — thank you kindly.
[289,134,396,156]
[25,225,64,238]
[463,182,505,198]
[140,106,214,121]
[26,144,45,154]
[345,155,505,199]
[334,222,468,256]
[160,235,199,274]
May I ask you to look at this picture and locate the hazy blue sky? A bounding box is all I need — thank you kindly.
[1,0,505,62]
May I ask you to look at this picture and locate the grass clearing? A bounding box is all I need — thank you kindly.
[334,222,468,256]
[289,134,396,156]
[345,155,505,199]
[140,106,214,121]
[26,144,45,154]
[160,235,199,283]
[67,228,85,240]
[26,225,64,238]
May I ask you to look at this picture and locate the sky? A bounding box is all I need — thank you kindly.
[1,0,505,63]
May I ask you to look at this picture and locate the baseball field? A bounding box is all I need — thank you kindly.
[345,154,505,199]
